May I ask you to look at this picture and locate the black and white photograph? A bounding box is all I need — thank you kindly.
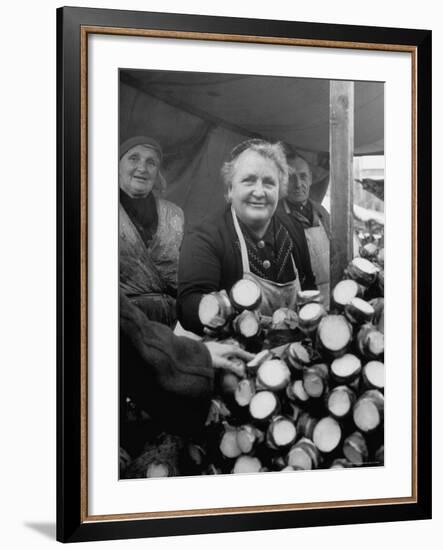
[118,69,385,480]
[0,0,435,545]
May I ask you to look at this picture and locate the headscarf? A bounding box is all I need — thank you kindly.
[119,136,163,162]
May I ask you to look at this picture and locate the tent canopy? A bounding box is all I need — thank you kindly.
[120,69,384,225]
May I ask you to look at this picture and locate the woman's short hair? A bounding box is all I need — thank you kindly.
[221,139,289,200]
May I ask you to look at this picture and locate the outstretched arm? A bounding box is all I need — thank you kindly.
[120,293,253,434]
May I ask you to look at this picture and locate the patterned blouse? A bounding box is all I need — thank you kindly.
[236,217,296,283]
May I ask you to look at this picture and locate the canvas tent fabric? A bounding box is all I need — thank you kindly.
[119,70,384,227]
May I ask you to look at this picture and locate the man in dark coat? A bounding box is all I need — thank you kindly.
[280,153,331,303]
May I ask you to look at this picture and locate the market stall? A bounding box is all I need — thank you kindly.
[119,69,385,478]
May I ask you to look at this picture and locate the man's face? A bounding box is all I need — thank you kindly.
[228,149,280,230]
[119,145,161,198]
[287,157,312,204]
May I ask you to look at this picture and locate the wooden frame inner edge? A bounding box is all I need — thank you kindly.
[411,48,418,504]
[80,25,89,523]
[82,26,417,52]
[79,26,418,523]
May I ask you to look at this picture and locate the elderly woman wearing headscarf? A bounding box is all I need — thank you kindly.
[177,139,316,335]
[119,136,184,326]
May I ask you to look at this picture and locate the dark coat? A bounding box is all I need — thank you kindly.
[279,199,331,239]
[177,206,316,334]
[120,292,214,451]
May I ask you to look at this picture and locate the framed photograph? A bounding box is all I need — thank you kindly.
[57,6,432,543]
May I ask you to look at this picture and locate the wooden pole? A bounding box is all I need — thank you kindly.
[330,81,355,290]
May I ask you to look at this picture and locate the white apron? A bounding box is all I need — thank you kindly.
[232,209,301,317]
[174,210,301,338]
[304,223,330,307]
[284,201,330,307]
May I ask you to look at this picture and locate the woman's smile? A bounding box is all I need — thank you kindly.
[119,145,161,198]
[228,150,280,231]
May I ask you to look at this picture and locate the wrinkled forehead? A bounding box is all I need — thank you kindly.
[292,157,311,174]
[121,144,161,163]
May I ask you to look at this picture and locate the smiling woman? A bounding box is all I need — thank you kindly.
[228,150,280,231]
[119,145,161,199]
[222,139,288,236]
[177,139,316,334]
[119,136,184,326]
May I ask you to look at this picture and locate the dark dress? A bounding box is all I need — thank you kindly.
[120,293,214,460]
[177,206,316,334]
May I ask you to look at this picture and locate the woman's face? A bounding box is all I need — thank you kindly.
[228,150,280,229]
[119,145,161,198]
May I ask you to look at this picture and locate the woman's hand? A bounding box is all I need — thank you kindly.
[204,342,254,374]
